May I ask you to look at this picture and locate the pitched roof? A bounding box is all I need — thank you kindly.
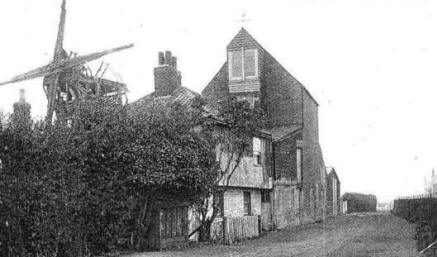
[223,28,319,106]
[130,86,227,125]
[130,86,200,109]
[269,125,301,142]
[327,167,340,182]
[227,27,262,50]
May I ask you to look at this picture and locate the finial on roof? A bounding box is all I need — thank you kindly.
[236,12,251,27]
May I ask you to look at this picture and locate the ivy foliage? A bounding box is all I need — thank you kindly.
[0,97,218,256]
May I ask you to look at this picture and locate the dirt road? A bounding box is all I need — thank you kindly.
[127,212,418,257]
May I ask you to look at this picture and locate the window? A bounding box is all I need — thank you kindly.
[253,99,260,108]
[296,148,302,183]
[244,49,257,77]
[214,192,224,217]
[229,48,258,81]
[294,188,300,212]
[253,137,262,165]
[243,191,251,216]
[261,191,270,203]
[229,50,242,80]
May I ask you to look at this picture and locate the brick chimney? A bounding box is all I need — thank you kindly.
[154,50,181,96]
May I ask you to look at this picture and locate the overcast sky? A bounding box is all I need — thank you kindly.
[0,0,436,202]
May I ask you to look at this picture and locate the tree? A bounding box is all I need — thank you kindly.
[190,97,265,241]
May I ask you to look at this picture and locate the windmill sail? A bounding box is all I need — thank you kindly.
[0,44,134,87]
[0,0,133,124]
[54,0,66,62]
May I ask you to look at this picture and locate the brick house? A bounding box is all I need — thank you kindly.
[131,50,273,245]
[326,167,341,217]
[202,28,328,228]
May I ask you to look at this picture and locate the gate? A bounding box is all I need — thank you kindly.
[159,205,189,249]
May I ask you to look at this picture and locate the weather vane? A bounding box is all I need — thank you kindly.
[236,12,251,27]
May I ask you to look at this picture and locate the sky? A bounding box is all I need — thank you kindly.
[0,0,436,202]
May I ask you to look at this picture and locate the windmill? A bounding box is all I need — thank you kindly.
[0,0,134,123]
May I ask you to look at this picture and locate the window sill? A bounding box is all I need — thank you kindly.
[229,77,259,83]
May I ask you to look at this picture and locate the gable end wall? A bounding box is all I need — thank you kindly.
[261,53,303,128]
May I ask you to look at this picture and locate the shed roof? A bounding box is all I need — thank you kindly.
[130,86,200,108]
[327,167,340,182]
[269,125,301,142]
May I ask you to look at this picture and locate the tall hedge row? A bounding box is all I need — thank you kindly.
[392,197,437,252]
[0,98,218,257]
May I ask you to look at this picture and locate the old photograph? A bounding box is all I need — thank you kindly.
[0,0,436,256]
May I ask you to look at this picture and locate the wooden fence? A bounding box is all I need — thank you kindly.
[223,216,260,244]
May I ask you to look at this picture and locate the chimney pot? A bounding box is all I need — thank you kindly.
[158,52,165,65]
[164,51,172,65]
[19,89,25,102]
[171,57,177,69]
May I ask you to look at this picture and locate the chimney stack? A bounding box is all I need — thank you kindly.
[154,50,181,96]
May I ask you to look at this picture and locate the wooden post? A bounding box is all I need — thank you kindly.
[158,209,163,250]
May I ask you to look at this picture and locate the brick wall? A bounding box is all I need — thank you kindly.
[273,135,299,180]
[202,63,230,107]
[273,183,299,229]
[261,53,303,128]
[300,90,325,222]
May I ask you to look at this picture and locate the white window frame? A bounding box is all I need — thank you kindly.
[296,148,302,183]
[228,50,243,81]
[243,191,252,216]
[228,48,258,81]
[243,49,259,79]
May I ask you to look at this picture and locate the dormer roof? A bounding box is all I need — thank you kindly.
[227,27,262,50]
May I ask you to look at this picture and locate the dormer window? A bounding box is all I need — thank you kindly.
[228,48,258,81]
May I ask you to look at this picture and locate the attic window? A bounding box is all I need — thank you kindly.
[229,48,258,81]
[244,49,257,77]
[229,51,243,80]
